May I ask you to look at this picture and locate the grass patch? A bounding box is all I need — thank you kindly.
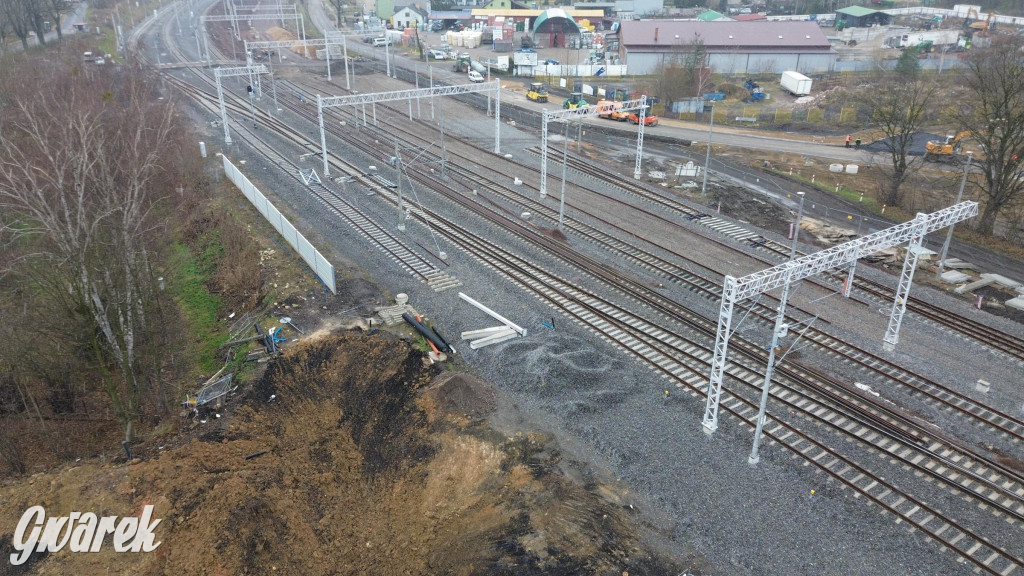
[95,33,118,61]
[772,168,890,216]
[295,3,322,39]
[170,241,226,374]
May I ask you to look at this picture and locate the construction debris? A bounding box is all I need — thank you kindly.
[456,292,526,349]
[376,303,416,325]
[464,326,517,349]
[981,273,1022,289]
[955,276,996,295]
[940,270,972,284]
[458,292,526,337]
[280,316,304,334]
[799,216,856,245]
[402,312,451,357]
[940,257,975,270]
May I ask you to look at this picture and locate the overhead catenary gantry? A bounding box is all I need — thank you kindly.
[245,37,350,86]
[316,80,502,177]
[700,202,979,455]
[214,64,269,144]
[201,8,305,43]
[539,98,649,199]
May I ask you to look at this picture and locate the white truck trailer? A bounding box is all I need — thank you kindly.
[780,71,812,96]
[887,29,962,49]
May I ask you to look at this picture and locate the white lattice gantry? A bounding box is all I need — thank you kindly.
[539,98,648,197]
[316,81,502,176]
[701,201,979,436]
[214,65,269,144]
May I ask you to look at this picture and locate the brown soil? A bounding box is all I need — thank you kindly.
[0,332,686,576]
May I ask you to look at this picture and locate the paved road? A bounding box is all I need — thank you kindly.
[299,1,1022,282]
[21,2,90,48]
[304,1,881,165]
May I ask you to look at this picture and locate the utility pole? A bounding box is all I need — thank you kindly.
[559,121,569,230]
[789,191,806,260]
[749,270,794,465]
[749,191,804,465]
[700,103,715,204]
[395,142,406,231]
[343,36,351,90]
[247,85,257,127]
[936,152,972,279]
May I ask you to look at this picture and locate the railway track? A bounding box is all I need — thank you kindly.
[265,81,1024,557]
[145,9,1024,571]
[151,13,461,293]
[542,144,1024,363]
[276,81,1024,453]
[352,154,1024,575]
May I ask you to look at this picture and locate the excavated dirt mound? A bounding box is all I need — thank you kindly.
[0,332,684,575]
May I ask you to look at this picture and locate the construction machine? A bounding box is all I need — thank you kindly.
[526,82,548,103]
[596,99,628,120]
[452,53,471,73]
[964,9,996,35]
[628,107,659,126]
[969,11,996,34]
[562,92,585,110]
[925,131,971,161]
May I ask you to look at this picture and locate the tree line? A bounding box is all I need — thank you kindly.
[0,51,212,470]
[0,0,75,50]
[866,36,1024,236]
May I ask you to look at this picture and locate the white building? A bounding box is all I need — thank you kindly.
[393,5,429,29]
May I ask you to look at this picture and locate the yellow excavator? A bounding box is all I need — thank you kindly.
[970,11,996,34]
[925,131,971,162]
[964,9,996,35]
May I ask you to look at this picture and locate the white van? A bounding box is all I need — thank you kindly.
[372,37,391,47]
[467,70,484,83]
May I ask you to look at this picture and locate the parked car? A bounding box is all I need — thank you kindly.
[372,37,392,47]
[362,35,375,43]
[467,70,484,83]
[544,58,559,65]
[429,21,443,32]
[429,49,447,60]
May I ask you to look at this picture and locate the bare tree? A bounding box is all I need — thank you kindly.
[43,0,72,42]
[327,0,345,26]
[0,11,9,55]
[1,0,35,49]
[863,79,936,207]
[682,35,711,98]
[0,63,179,442]
[956,36,1024,236]
[27,0,46,45]
[649,34,709,109]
